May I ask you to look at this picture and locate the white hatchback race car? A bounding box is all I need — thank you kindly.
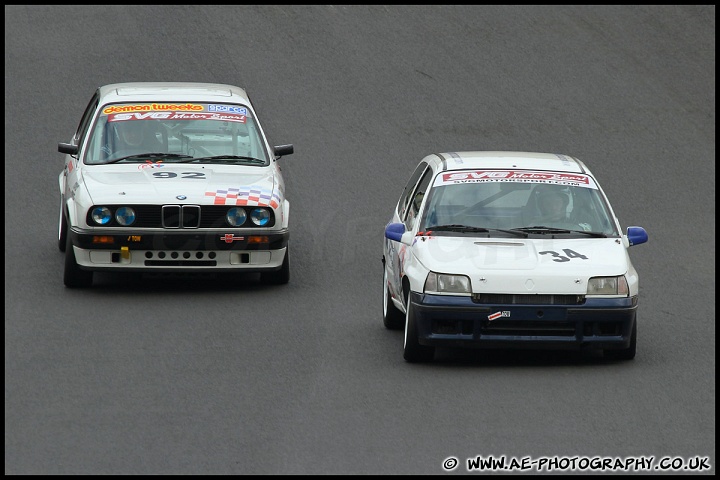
[382,152,648,362]
[58,82,294,287]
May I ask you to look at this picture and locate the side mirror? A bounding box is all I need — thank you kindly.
[385,222,405,242]
[627,226,648,246]
[58,143,78,155]
[273,144,294,158]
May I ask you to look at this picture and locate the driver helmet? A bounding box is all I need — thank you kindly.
[119,121,147,147]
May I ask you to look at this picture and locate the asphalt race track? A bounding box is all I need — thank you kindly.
[4,5,715,475]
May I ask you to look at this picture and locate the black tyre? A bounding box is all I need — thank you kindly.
[261,247,289,285]
[383,266,405,330]
[63,233,93,288]
[604,318,637,361]
[403,296,435,362]
[58,201,67,252]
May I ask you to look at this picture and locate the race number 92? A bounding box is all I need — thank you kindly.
[152,171,205,179]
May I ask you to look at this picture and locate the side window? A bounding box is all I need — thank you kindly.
[404,168,433,229]
[74,92,99,146]
[398,162,429,219]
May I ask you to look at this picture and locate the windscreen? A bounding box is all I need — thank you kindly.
[420,170,619,235]
[84,102,269,165]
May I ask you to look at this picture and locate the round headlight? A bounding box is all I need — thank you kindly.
[226,207,247,226]
[115,206,136,226]
[250,207,270,226]
[91,206,112,225]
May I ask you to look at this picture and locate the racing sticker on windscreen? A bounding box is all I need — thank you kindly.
[107,111,247,123]
[435,170,597,188]
[102,103,251,123]
[205,186,281,209]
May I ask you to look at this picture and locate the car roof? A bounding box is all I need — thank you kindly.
[96,82,250,104]
[425,151,589,174]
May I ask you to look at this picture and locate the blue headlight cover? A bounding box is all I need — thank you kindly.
[250,207,270,226]
[91,206,112,225]
[115,206,136,226]
[226,207,247,226]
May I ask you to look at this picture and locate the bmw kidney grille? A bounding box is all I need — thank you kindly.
[162,205,201,228]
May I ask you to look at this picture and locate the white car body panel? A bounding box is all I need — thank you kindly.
[405,236,634,295]
[79,164,281,213]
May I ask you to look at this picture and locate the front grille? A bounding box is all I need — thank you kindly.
[429,318,577,337]
[86,204,274,228]
[472,293,585,305]
[145,260,217,266]
[481,319,576,337]
[162,205,201,228]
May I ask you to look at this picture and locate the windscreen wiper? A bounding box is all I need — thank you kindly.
[426,225,528,237]
[104,153,194,164]
[512,226,607,237]
[186,155,266,164]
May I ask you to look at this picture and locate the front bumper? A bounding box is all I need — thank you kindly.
[409,292,637,351]
[69,228,288,273]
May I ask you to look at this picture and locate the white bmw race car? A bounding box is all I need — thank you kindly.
[58,82,294,287]
[382,152,648,362]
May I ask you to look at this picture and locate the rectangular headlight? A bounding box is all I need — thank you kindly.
[587,276,629,296]
[425,272,471,295]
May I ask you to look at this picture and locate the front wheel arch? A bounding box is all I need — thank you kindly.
[58,201,68,252]
[401,276,411,311]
